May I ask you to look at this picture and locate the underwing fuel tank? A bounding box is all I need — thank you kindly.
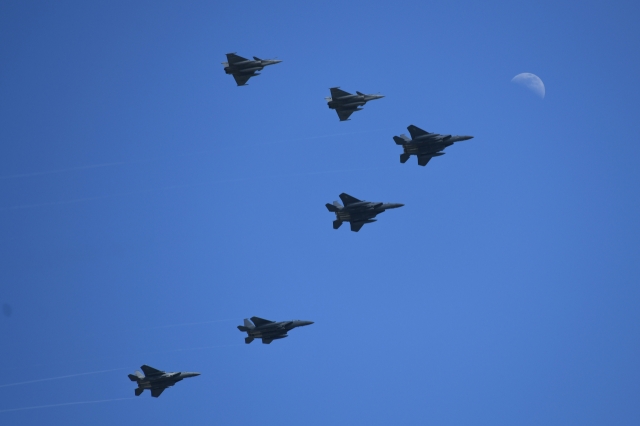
[340,102,366,108]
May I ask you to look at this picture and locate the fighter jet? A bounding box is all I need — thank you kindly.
[326,193,404,232]
[222,53,282,86]
[237,317,314,344]
[326,87,384,121]
[394,124,474,167]
[128,365,200,398]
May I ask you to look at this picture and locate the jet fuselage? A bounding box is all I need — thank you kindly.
[327,94,383,110]
[128,366,200,397]
[334,202,398,220]
[245,320,313,340]
[326,194,404,231]
[238,318,314,344]
[223,54,281,86]
[394,126,473,166]
[224,60,281,75]
[134,372,199,390]
[402,135,472,155]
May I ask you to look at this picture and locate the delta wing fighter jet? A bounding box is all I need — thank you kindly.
[128,365,200,398]
[326,87,384,121]
[394,125,474,166]
[326,193,404,232]
[222,53,282,86]
[238,317,313,344]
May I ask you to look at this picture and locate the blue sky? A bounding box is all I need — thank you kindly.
[1,1,639,425]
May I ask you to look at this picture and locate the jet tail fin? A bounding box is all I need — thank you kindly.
[128,370,144,381]
[394,135,410,145]
[245,336,254,344]
[326,203,340,212]
[243,318,255,329]
[237,325,250,332]
[333,220,343,229]
[135,388,144,396]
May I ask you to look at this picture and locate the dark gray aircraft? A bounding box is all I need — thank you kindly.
[128,365,200,398]
[326,87,384,121]
[326,193,404,232]
[394,124,474,166]
[237,317,314,344]
[222,53,282,86]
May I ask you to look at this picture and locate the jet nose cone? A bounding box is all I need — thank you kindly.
[460,135,473,141]
[300,321,314,326]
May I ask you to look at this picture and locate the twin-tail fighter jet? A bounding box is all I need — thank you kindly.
[222,53,282,86]
[326,87,384,121]
[238,317,314,344]
[128,365,200,398]
[394,125,474,166]
[326,193,404,232]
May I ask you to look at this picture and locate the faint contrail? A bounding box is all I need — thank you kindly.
[0,397,135,413]
[0,165,393,212]
[0,161,128,180]
[0,128,388,181]
[0,368,125,388]
[0,179,251,211]
[139,343,242,356]
[247,128,388,148]
[138,318,235,330]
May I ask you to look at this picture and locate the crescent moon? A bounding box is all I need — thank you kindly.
[511,73,545,98]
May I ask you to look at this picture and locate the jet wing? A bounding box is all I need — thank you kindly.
[141,365,164,376]
[350,222,366,232]
[339,193,362,206]
[407,125,431,140]
[417,155,432,167]
[336,109,355,121]
[233,73,254,86]
[226,53,249,65]
[329,87,351,99]
[150,387,166,398]
[250,316,275,327]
